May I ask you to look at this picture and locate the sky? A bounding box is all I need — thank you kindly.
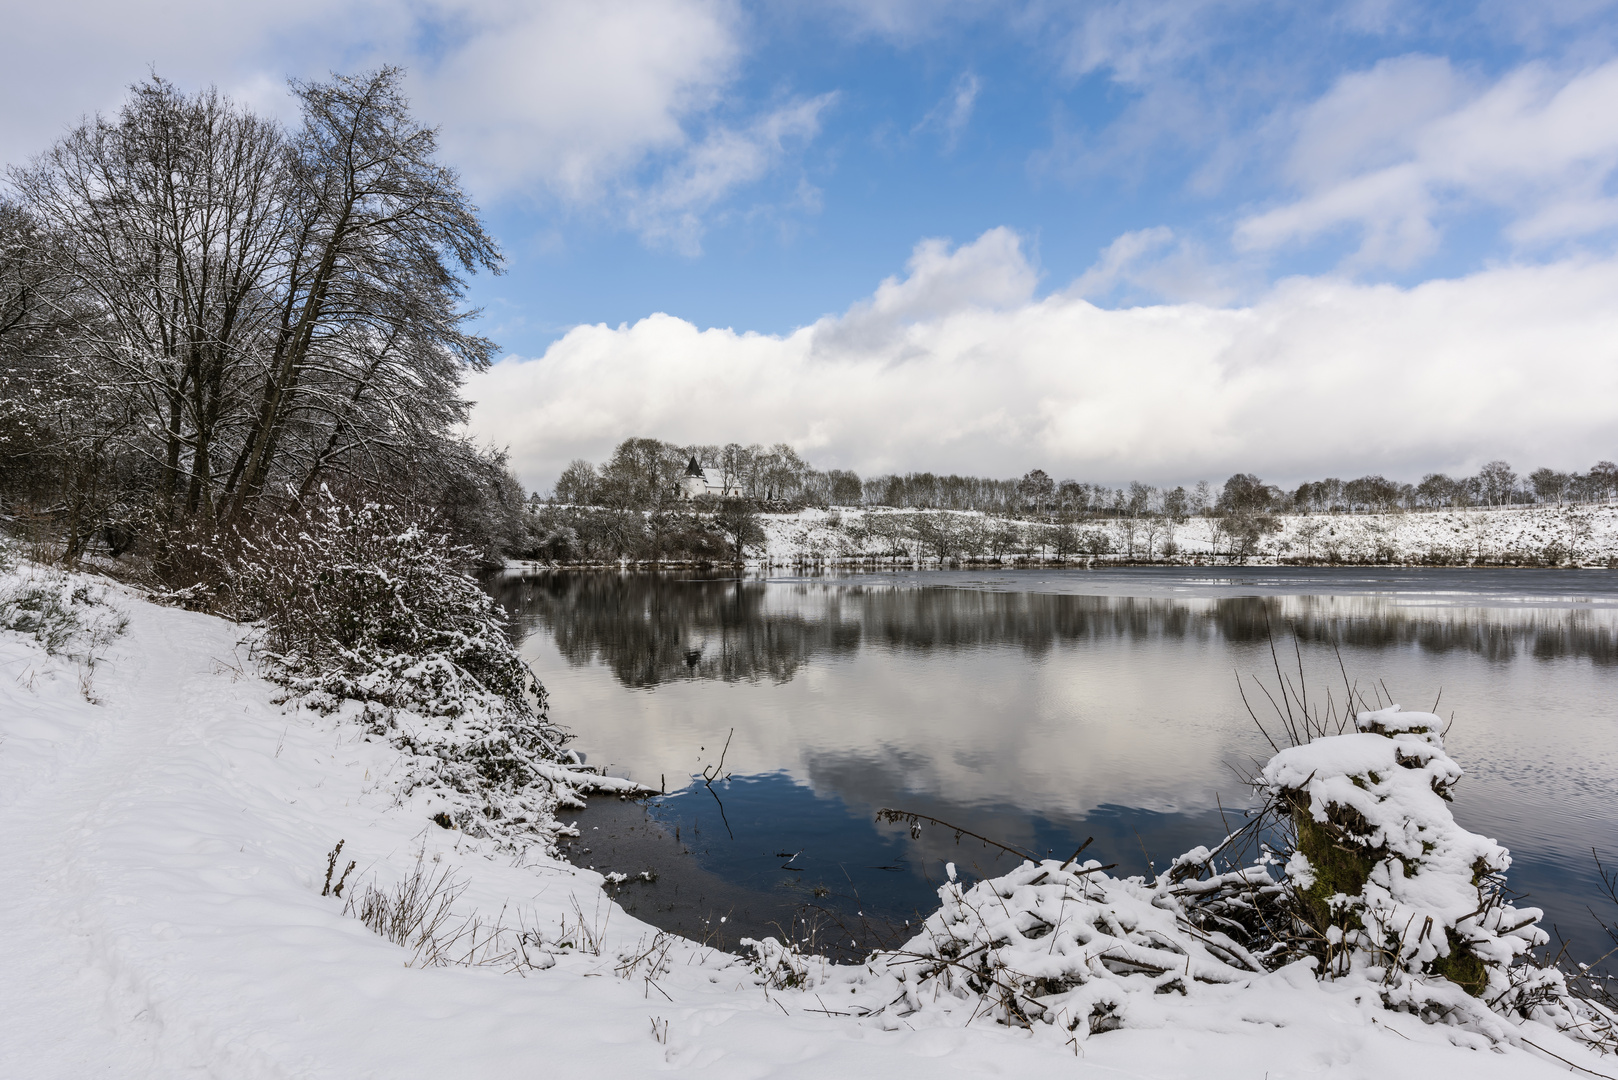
[5,0,1618,491]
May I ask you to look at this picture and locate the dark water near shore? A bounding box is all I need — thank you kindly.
[500,568,1618,961]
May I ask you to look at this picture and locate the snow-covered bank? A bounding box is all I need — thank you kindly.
[3,566,1615,1078]
[751,504,1618,567]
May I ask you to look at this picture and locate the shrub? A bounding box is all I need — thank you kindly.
[1256,706,1578,1033]
[1080,528,1114,556]
[229,497,621,839]
[236,499,543,724]
[0,551,127,658]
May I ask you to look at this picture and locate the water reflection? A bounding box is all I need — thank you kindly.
[506,569,1618,961]
[501,574,856,686]
[501,572,1618,687]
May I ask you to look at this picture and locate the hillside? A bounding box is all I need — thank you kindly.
[752,504,1618,568]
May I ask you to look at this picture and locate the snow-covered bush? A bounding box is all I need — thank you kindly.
[800,705,1610,1050]
[234,499,536,720]
[743,935,814,989]
[1261,705,1572,1032]
[233,498,638,841]
[0,551,127,658]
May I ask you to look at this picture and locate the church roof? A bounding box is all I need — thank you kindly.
[685,455,705,477]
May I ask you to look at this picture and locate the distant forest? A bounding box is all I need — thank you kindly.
[549,437,1618,517]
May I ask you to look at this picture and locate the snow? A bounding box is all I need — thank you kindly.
[3,564,1614,1078]
[1259,707,1580,1041]
[747,503,1618,566]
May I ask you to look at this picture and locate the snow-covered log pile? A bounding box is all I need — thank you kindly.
[745,705,1615,1051]
[231,499,642,844]
[870,856,1284,1037]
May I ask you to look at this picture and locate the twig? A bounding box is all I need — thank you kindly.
[1520,1036,1618,1079]
[702,727,734,788]
[322,839,345,896]
[1292,631,1309,729]
[1028,838,1096,885]
[876,808,1038,862]
[1236,670,1280,753]
[1263,611,1298,743]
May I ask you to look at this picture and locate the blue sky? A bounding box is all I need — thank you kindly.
[7,0,1618,486]
[453,0,1618,354]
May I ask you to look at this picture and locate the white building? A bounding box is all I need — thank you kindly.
[679,456,733,499]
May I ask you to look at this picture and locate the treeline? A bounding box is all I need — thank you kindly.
[551,438,1209,517]
[1288,460,1618,512]
[0,71,527,574]
[547,439,1618,518]
[522,441,1618,566]
[553,438,847,507]
[522,504,763,565]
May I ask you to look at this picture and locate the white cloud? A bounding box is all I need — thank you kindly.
[0,0,348,167]
[914,72,981,150]
[623,94,836,253]
[1051,0,1231,86]
[1237,56,1618,265]
[855,227,1037,319]
[468,228,1618,490]
[417,0,740,201]
[1070,226,1251,305]
[0,0,824,243]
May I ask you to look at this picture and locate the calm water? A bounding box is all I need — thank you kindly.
[500,568,1618,959]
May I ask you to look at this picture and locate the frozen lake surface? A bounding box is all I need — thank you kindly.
[502,567,1618,959]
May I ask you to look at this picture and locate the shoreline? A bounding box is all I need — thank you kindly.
[507,555,1618,571]
[5,559,1615,1078]
[515,503,1618,571]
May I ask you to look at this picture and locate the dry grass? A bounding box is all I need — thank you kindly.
[339,846,555,973]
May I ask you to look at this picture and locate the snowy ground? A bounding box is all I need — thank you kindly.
[753,503,1618,567]
[3,568,1615,1078]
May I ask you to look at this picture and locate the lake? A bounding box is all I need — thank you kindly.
[499,567,1618,962]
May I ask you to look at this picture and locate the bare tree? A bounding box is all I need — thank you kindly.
[7,70,509,565]
[1216,473,1281,561]
[1416,473,1460,508]
[552,459,599,505]
[0,199,115,533]
[1591,462,1618,503]
[12,78,291,529]
[1529,467,1571,506]
[825,468,862,505]
[225,68,501,521]
[1477,460,1517,507]
[1159,485,1189,554]
[600,437,683,507]
[1018,468,1055,517]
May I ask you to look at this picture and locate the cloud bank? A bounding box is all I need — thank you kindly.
[468,227,1618,490]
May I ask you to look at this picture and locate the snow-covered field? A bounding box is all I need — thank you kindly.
[754,504,1618,567]
[3,565,1615,1078]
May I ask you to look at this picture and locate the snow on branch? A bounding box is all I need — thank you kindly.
[745,705,1613,1053]
[232,496,645,846]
